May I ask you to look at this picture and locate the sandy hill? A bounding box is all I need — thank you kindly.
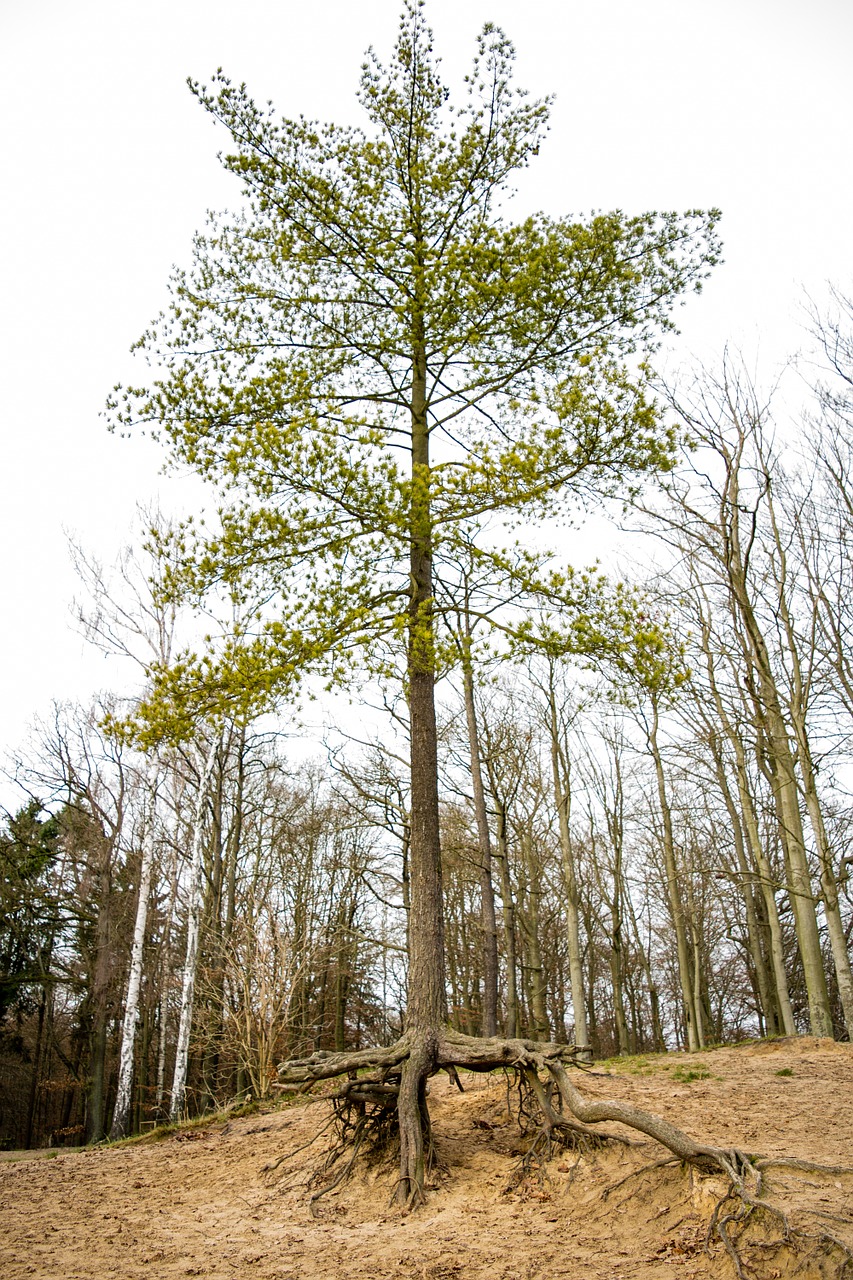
[2,1037,852,1280]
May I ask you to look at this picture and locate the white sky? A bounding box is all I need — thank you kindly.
[1,0,852,779]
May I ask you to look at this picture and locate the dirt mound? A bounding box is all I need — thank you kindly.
[1,1038,851,1279]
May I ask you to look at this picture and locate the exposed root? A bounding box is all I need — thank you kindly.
[707,1185,792,1280]
[503,1125,555,1197]
[445,1064,465,1092]
[260,1112,338,1174]
[274,1038,411,1086]
[273,1027,852,1275]
[757,1157,853,1176]
[601,1157,681,1200]
[309,1129,365,1217]
[794,1227,853,1274]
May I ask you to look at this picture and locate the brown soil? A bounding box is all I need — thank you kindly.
[2,1037,852,1280]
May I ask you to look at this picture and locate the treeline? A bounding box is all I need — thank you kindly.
[0,721,398,1148]
[2,307,853,1147]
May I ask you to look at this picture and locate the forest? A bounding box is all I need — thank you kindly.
[3,322,853,1153]
[1,3,852,1190]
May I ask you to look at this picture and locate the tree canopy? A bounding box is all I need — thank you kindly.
[112,2,719,702]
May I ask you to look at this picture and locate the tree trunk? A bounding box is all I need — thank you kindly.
[170,736,220,1123]
[764,455,853,1034]
[723,459,832,1036]
[398,328,447,1203]
[24,987,47,1149]
[545,679,590,1055]
[460,637,499,1037]
[647,699,701,1051]
[85,838,114,1144]
[755,718,831,1035]
[623,887,665,1051]
[797,743,853,1034]
[696,612,796,1035]
[111,758,159,1140]
[711,747,778,1034]
[607,889,631,1056]
[493,796,519,1038]
[735,761,796,1034]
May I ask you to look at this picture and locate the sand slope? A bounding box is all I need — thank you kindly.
[2,1037,852,1280]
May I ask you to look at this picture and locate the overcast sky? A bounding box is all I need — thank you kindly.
[1,0,851,779]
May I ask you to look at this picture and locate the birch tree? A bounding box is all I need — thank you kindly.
[71,521,182,1141]
[109,758,159,1139]
[658,370,835,1035]
[169,732,221,1122]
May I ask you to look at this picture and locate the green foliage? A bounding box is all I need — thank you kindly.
[109,1,721,722]
[0,802,60,1021]
[594,1054,718,1081]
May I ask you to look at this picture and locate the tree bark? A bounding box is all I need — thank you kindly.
[518,830,550,1039]
[460,635,499,1037]
[545,676,590,1055]
[170,736,220,1123]
[85,832,114,1144]
[493,795,519,1038]
[723,454,832,1036]
[399,326,446,1203]
[647,698,702,1051]
[695,607,796,1036]
[111,757,159,1140]
[767,512,853,1033]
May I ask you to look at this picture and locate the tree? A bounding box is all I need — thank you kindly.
[629,638,706,1050]
[0,803,62,1148]
[649,367,840,1036]
[71,518,183,1142]
[168,731,221,1121]
[112,2,722,1203]
[0,802,60,1025]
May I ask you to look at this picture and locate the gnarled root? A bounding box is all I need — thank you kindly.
[273,1030,738,1204]
[395,1034,435,1208]
[273,1027,851,1275]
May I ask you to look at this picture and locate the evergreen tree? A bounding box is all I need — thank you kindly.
[111,1,720,1201]
[0,802,60,1025]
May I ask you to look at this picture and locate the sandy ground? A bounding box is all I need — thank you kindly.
[2,1037,852,1280]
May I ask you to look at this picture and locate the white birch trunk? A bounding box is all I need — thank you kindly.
[110,755,159,1140]
[169,736,220,1123]
[155,832,181,1114]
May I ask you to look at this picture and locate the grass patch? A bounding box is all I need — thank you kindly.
[105,1096,302,1149]
[774,1067,794,1077]
[671,1066,712,1083]
[593,1056,720,1082]
[593,1052,671,1076]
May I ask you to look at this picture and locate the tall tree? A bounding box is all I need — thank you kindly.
[71,518,183,1142]
[112,2,719,1201]
[654,370,835,1036]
